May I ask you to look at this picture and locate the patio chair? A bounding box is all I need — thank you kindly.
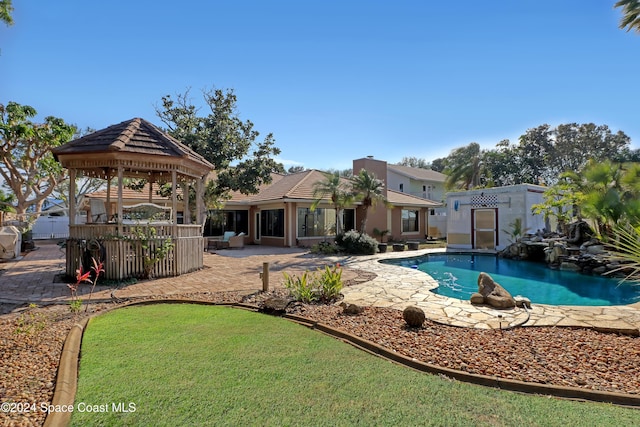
[228,232,245,249]
[208,231,236,250]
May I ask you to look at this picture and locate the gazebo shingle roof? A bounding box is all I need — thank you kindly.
[53,117,213,171]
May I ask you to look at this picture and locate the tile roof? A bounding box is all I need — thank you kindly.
[387,189,442,207]
[52,117,213,169]
[387,164,447,182]
[225,170,351,205]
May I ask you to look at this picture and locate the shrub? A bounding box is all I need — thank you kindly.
[310,241,340,255]
[337,230,378,255]
[283,271,316,303]
[318,265,343,302]
[283,265,344,303]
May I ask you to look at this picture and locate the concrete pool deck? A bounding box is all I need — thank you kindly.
[338,249,640,334]
[1,243,639,334]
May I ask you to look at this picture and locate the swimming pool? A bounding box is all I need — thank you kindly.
[383,253,640,306]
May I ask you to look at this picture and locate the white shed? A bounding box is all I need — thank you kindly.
[446,184,547,251]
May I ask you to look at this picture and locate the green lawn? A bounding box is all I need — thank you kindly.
[72,304,638,426]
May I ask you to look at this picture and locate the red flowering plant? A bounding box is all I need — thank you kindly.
[68,257,105,314]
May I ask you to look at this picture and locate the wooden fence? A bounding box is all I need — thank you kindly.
[66,224,203,280]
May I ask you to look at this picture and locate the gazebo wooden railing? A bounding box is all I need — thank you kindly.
[66,224,203,280]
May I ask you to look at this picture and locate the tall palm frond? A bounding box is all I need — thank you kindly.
[615,0,640,33]
[352,169,388,235]
[605,223,640,284]
[311,172,352,235]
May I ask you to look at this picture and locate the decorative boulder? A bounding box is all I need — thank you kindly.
[403,305,426,327]
[340,302,364,315]
[470,292,485,305]
[261,297,292,315]
[475,272,516,309]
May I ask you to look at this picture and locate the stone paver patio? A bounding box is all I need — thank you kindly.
[1,242,639,334]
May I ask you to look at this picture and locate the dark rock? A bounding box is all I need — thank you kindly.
[262,297,292,315]
[477,272,515,309]
[560,262,581,272]
[403,305,426,327]
[340,302,364,315]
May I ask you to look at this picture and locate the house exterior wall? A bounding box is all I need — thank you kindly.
[353,157,389,237]
[387,169,447,238]
[388,207,428,241]
[446,184,546,251]
[387,172,444,203]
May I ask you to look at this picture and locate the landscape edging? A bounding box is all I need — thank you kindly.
[44,300,640,427]
[283,313,640,408]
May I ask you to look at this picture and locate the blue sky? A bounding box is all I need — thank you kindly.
[1,1,638,171]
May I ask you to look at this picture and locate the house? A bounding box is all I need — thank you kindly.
[211,170,352,247]
[445,184,547,251]
[81,157,443,248]
[207,158,443,247]
[386,162,448,238]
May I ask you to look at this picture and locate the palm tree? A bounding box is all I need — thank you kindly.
[561,160,640,237]
[0,0,13,26]
[615,0,640,33]
[311,172,352,235]
[351,169,388,235]
[444,142,483,190]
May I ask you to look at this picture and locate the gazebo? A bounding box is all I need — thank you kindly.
[52,118,213,280]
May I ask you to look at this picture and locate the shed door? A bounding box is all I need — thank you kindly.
[473,209,497,249]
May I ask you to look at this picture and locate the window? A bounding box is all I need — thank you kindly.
[298,207,336,237]
[205,210,249,236]
[399,183,404,192]
[342,209,355,232]
[402,209,419,232]
[261,209,284,237]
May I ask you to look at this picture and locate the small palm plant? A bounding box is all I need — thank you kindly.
[502,218,529,244]
[605,223,640,283]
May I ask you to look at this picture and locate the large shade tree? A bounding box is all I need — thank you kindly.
[437,123,632,189]
[0,102,76,220]
[156,88,283,204]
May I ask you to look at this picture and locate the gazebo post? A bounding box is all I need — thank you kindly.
[106,170,112,220]
[117,166,124,236]
[182,181,190,224]
[196,177,203,225]
[69,169,77,226]
[172,170,178,230]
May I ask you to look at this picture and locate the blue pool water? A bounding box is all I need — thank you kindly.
[383,253,640,306]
